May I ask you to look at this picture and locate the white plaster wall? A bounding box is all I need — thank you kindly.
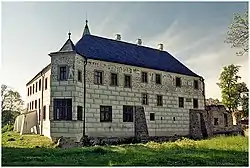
[25,69,51,138]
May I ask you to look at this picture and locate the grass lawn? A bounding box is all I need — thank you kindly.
[2,131,249,166]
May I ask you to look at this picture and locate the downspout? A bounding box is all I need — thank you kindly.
[83,58,87,140]
[40,73,45,135]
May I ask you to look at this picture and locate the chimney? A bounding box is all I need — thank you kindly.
[158,43,164,51]
[137,39,142,45]
[115,34,121,41]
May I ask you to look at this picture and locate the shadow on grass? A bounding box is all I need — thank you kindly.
[2,145,248,166]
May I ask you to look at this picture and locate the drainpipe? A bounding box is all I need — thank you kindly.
[40,73,45,135]
[83,58,87,140]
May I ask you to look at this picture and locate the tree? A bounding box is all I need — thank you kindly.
[1,85,24,126]
[217,64,248,113]
[225,11,248,56]
[241,92,249,117]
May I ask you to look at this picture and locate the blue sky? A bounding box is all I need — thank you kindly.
[1,1,249,101]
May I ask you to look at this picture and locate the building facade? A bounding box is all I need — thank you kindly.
[25,21,205,141]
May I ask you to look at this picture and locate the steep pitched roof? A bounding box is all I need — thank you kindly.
[75,34,200,77]
[59,38,76,52]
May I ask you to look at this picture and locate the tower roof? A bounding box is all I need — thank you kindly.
[58,32,76,52]
[82,20,91,36]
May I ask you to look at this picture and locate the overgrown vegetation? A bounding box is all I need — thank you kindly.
[2,132,248,166]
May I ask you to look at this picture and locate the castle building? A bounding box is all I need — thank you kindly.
[25,20,205,141]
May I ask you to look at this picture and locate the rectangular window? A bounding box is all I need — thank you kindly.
[142,93,148,105]
[39,79,41,91]
[43,106,46,120]
[38,99,40,109]
[33,84,35,94]
[94,70,103,85]
[124,75,131,88]
[77,106,83,120]
[194,80,199,89]
[32,101,34,110]
[110,73,118,86]
[36,82,38,92]
[78,70,82,82]
[30,86,32,95]
[141,72,148,83]
[45,78,48,90]
[123,105,133,122]
[157,95,163,106]
[214,118,219,125]
[150,113,155,121]
[27,88,29,96]
[54,99,72,120]
[179,97,184,108]
[35,100,37,109]
[176,77,181,87]
[193,98,198,108]
[29,103,31,111]
[59,66,67,81]
[100,106,112,122]
[155,74,161,84]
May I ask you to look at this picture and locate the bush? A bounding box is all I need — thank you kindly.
[2,124,14,133]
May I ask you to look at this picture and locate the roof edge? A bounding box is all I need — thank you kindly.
[26,64,51,86]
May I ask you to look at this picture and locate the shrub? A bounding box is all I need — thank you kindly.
[2,124,14,133]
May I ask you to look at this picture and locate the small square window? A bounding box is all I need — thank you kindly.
[150,113,155,121]
[141,72,148,83]
[110,73,118,86]
[100,106,112,122]
[94,70,103,85]
[176,77,181,87]
[179,97,184,108]
[142,93,148,105]
[124,75,132,88]
[193,98,198,108]
[194,80,199,89]
[156,74,161,84]
[157,95,163,106]
[78,70,82,82]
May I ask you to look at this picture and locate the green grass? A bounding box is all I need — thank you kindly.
[2,132,249,166]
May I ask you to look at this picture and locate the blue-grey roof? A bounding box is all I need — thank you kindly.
[75,34,200,77]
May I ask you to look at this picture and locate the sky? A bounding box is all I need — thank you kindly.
[1,1,249,102]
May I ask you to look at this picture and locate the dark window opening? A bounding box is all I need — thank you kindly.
[39,79,41,91]
[194,80,199,89]
[176,77,181,87]
[179,97,184,108]
[77,106,83,120]
[100,106,112,122]
[224,114,228,127]
[27,88,29,96]
[214,118,219,125]
[141,72,148,83]
[173,117,176,121]
[123,105,133,122]
[38,99,40,109]
[193,98,198,109]
[156,74,161,84]
[43,106,46,120]
[142,93,148,105]
[30,86,32,95]
[32,101,34,110]
[54,99,72,120]
[124,75,131,88]
[36,82,38,92]
[59,66,67,81]
[33,84,35,94]
[78,70,82,82]
[157,95,163,106]
[110,73,118,86]
[45,78,48,90]
[35,100,37,109]
[94,70,103,85]
[150,113,155,121]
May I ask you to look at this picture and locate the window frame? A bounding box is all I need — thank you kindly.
[150,113,155,121]
[155,74,162,85]
[194,80,199,89]
[179,97,184,108]
[53,99,72,120]
[157,95,163,106]
[100,106,112,122]
[43,105,46,120]
[110,73,118,86]
[39,79,41,91]
[45,78,48,90]
[193,98,198,109]
[77,106,83,120]
[123,105,133,122]
[94,70,103,85]
[141,72,148,83]
[124,74,132,88]
[59,66,67,81]
[142,93,148,105]
[175,77,182,87]
[35,82,38,92]
[78,70,82,82]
